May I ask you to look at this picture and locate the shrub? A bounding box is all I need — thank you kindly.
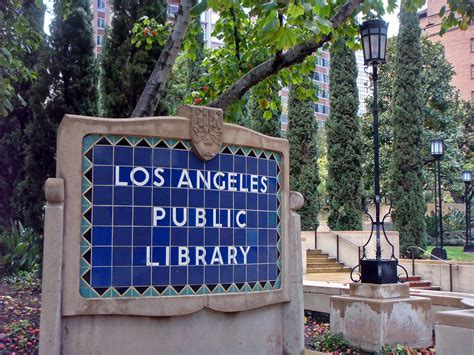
[0,221,42,274]
[1,267,41,291]
[425,208,466,246]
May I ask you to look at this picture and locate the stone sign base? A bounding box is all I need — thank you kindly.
[330,283,432,352]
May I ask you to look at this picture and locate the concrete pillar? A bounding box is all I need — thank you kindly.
[282,191,305,354]
[330,283,432,352]
[39,178,65,355]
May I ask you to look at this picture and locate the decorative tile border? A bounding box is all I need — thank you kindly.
[80,134,282,298]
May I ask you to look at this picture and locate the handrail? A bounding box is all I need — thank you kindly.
[325,230,363,264]
[407,245,459,269]
[407,245,459,292]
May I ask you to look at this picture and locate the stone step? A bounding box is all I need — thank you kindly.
[411,285,442,291]
[306,255,336,260]
[307,253,329,259]
[306,267,352,273]
[306,254,331,260]
[307,262,340,268]
[306,249,323,255]
[409,281,432,288]
[407,275,422,282]
[306,258,337,264]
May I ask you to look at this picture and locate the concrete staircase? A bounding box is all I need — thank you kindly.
[306,249,351,273]
[407,275,441,291]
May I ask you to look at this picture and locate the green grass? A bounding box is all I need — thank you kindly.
[428,246,474,262]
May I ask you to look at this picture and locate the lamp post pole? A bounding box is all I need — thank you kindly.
[433,164,439,248]
[430,138,447,260]
[463,170,473,252]
[353,19,408,285]
[437,158,444,250]
[372,64,382,260]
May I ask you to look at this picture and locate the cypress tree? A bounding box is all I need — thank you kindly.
[287,81,320,230]
[0,0,45,229]
[101,0,167,117]
[18,0,99,231]
[247,82,281,138]
[390,4,427,256]
[326,37,362,230]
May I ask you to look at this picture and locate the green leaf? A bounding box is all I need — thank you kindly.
[287,3,305,18]
[263,110,272,119]
[190,0,208,17]
[274,26,297,50]
[261,1,278,12]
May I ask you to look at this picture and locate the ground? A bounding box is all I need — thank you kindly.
[304,314,436,354]
[0,273,41,354]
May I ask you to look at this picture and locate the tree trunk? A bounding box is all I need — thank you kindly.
[131,0,194,117]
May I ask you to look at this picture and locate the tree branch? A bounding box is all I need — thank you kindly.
[131,0,194,117]
[208,0,364,111]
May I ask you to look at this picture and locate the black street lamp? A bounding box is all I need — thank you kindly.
[351,20,407,284]
[462,170,473,252]
[430,138,447,260]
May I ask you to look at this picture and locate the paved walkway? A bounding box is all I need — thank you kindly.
[303,272,353,288]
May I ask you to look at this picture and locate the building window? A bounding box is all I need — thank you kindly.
[317,120,325,128]
[317,56,329,68]
[167,5,179,17]
[472,65,474,79]
[318,88,329,99]
[314,103,330,115]
[97,0,105,11]
[96,35,103,47]
[97,17,105,29]
[471,38,474,52]
[312,72,329,83]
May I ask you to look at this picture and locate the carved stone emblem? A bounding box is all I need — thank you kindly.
[177,105,223,161]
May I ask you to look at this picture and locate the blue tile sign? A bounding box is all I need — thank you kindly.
[80,135,282,298]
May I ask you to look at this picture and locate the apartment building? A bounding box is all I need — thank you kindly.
[419,0,474,102]
[91,0,112,55]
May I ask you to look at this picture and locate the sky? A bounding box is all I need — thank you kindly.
[43,0,402,38]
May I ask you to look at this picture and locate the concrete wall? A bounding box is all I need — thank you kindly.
[399,260,474,293]
[303,281,474,329]
[435,309,474,355]
[302,231,399,268]
[62,307,284,355]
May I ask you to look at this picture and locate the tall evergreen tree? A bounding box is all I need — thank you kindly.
[287,81,320,230]
[247,81,281,137]
[101,0,167,117]
[0,0,45,228]
[326,37,362,230]
[390,3,427,256]
[18,0,98,231]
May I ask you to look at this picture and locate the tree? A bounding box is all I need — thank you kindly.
[0,0,43,116]
[326,37,362,230]
[18,0,98,231]
[390,3,426,256]
[130,0,472,117]
[361,37,468,204]
[247,81,282,137]
[0,0,45,229]
[101,0,167,117]
[287,81,320,230]
[161,16,205,115]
